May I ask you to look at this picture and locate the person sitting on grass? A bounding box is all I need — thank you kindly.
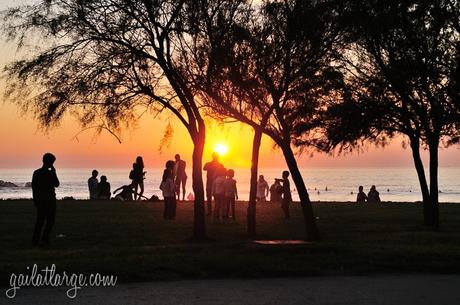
[113,183,146,201]
[367,185,381,203]
[160,160,177,219]
[224,169,238,220]
[356,185,368,203]
[97,175,111,200]
[87,169,99,200]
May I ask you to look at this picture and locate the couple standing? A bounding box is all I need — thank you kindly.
[129,156,146,201]
[159,154,187,219]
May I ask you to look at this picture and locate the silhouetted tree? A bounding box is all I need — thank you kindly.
[301,0,460,227]
[2,0,246,240]
[186,0,344,240]
[172,0,267,236]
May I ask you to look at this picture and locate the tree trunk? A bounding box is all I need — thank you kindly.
[428,138,440,227]
[280,143,320,241]
[409,138,432,225]
[247,127,263,237]
[192,128,207,240]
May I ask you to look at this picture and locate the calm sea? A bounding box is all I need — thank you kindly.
[1,167,460,202]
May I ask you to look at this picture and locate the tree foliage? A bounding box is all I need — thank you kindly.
[313,0,460,150]
[301,0,460,226]
[1,0,249,240]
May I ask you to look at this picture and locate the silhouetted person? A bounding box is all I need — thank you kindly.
[367,185,381,203]
[203,152,223,216]
[113,183,145,201]
[88,169,99,200]
[174,154,187,201]
[32,153,60,247]
[212,166,227,220]
[160,160,177,219]
[257,175,269,202]
[98,175,111,199]
[280,171,292,219]
[356,185,368,203]
[224,169,238,220]
[130,156,146,200]
[270,180,283,202]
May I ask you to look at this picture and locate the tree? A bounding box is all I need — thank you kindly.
[171,0,264,236]
[2,0,247,240]
[185,0,344,240]
[303,0,460,227]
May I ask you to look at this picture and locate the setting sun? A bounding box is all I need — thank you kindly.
[214,143,229,156]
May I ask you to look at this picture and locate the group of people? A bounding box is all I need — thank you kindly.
[87,170,111,200]
[87,156,146,201]
[255,175,288,203]
[356,185,381,203]
[203,152,238,220]
[85,152,293,221]
[203,153,292,220]
[30,152,293,246]
[86,154,188,204]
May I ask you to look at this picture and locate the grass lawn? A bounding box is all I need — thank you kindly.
[1,200,460,285]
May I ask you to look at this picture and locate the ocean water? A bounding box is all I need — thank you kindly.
[1,167,460,202]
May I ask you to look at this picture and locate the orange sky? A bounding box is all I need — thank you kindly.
[0,1,458,169]
[1,99,459,169]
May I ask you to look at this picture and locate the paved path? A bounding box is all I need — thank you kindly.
[3,275,460,305]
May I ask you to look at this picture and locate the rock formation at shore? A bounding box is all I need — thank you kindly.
[0,180,18,187]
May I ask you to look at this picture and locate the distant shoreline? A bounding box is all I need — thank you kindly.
[1,166,460,169]
[1,199,459,204]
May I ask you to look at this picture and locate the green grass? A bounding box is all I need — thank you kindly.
[1,200,460,285]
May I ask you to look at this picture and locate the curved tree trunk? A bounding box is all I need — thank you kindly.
[247,127,263,237]
[428,138,440,227]
[280,143,320,241]
[409,138,431,225]
[192,128,207,240]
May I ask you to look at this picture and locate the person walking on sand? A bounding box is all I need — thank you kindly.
[174,154,187,201]
[356,185,368,203]
[224,169,238,220]
[280,171,292,219]
[212,166,227,220]
[203,152,224,216]
[32,153,60,247]
[98,175,111,200]
[87,169,99,200]
[257,175,269,202]
[160,160,177,219]
[130,156,146,201]
[367,185,381,203]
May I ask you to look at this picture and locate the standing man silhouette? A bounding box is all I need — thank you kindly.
[280,171,292,219]
[32,153,60,247]
[203,152,223,216]
[174,154,187,201]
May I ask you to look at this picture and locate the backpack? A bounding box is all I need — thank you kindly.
[129,170,134,180]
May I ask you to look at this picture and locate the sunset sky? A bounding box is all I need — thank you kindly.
[0,0,459,169]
